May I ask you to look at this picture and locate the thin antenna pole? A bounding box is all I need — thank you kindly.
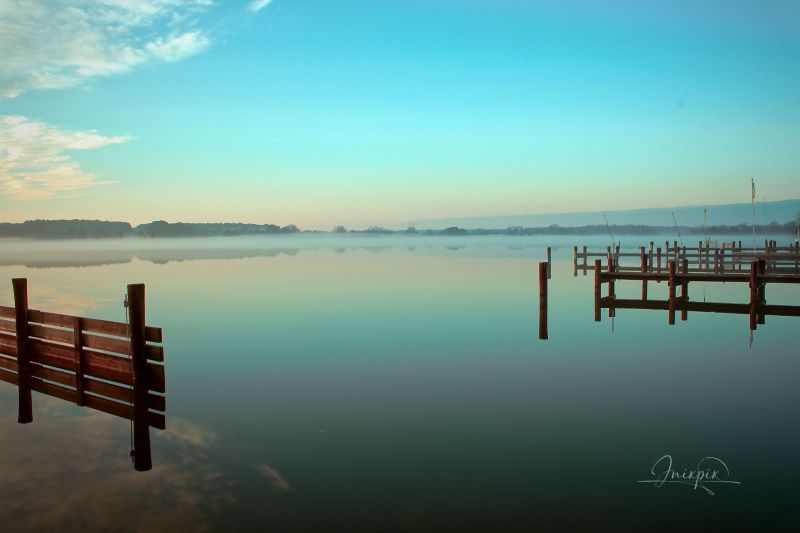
[671,211,684,247]
[603,212,616,249]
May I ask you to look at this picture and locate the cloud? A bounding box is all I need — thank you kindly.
[0,0,214,99]
[0,115,130,200]
[257,464,291,492]
[248,0,273,13]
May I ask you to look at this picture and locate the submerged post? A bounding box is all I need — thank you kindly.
[594,259,601,322]
[538,262,548,340]
[13,278,32,424]
[128,283,152,471]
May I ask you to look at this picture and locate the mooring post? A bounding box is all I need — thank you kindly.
[640,247,647,300]
[648,242,654,271]
[698,241,703,270]
[749,260,758,331]
[608,256,616,318]
[128,283,152,472]
[582,245,588,275]
[12,278,32,424]
[573,246,578,277]
[756,259,766,325]
[667,261,676,325]
[656,247,662,275]
[538,262,548,340]
[680,259,689,321]
[546,247,552,279]
[594,260,602,322]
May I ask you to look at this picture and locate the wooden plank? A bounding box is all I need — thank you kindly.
[0,305,14,320]
[28,339,165,393]
[0,318,15,334]
[30,362,73,387]
[0,355,17,372]
[0,367,18,385]
[27,309,163,344]
[28,323,73,345]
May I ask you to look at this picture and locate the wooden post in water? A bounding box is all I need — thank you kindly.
[667,261,676,325]
[13,278,32,424]
[698,241,703,270]
[756,259,766,325]
[656,247,662,274]
[608,256,616,318]
[573,246,578,277]
[749,260,758,331]
[546,247,552,279]
[582,245,588,275]
[680,259,689,321]
[128,283,152,472]
[640,247,648,300]
[594,260,601,322]
[648,242,654,271]
[538,262,548,340]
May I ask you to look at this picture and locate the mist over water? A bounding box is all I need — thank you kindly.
[1,235,799,531]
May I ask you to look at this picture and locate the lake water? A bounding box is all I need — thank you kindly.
[1,234,799,531]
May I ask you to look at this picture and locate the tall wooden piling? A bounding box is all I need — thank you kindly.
[573,246,578,276]
[640,247,648,300]
[667,261,676,325]
[756,259,766,325]
[594,260,601,322]
[680,259,689,321]
[608,256,616,318]
[12,278,32,424]
[656,247,662,274]
[749,261,758,330]
[582,245,588,275]
[538,262,548,340]
[127,283,152,472]
[546,247,552,279]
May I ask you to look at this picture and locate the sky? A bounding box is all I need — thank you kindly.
[0,0,798,229]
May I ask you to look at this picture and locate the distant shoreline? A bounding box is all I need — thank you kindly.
[0,218,797,240]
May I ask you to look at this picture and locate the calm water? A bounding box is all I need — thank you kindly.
[1,235,799,531]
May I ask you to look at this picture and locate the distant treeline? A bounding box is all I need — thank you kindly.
[0,220,300,239]
[0,218,797,239]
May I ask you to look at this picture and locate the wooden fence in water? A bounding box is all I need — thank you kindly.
[0,279,165,471]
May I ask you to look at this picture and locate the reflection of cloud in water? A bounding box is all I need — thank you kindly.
[257,464,291,493]
[0,392,235,532]
[0,285,110,316]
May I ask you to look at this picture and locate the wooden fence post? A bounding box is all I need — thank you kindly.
[538,262,548,340]
[573,246,578,277]
[73,317,85,406]
[594,260,601,322]
[608,256,616,318]
[582,245,588,275]
[13,278,32,424]
[128,284,152,472]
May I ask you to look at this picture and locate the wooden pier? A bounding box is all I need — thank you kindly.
[592,256,800,329]
[574,239,800,276]
[0,279,165,471]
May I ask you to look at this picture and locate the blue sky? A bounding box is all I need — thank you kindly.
[1,0,798,228]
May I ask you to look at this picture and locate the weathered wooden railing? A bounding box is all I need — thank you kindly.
[592,258,800,329]
[574,239,800,276]
[0,279,165,471]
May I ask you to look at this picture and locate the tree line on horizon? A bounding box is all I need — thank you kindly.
[0,215,797,240]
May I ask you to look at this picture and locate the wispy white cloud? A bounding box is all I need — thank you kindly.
[0,0,214,99]
[0,115,130,200]
[248,0,273,13]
